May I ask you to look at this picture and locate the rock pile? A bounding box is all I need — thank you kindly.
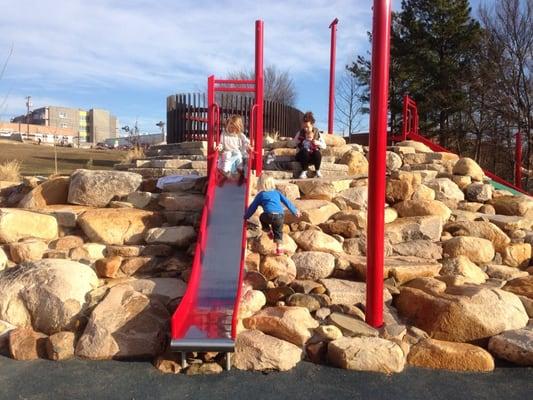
[0,137,532,375]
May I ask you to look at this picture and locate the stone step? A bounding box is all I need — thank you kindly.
[128,168,207,179]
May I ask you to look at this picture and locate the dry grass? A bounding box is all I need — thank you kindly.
[0,159,22,181]
[121,146,145,163]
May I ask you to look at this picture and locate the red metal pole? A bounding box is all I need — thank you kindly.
[328,18,339,135]
[365,0,392,328]
[515,131,523,189]
[254,20,264,176]
[401,94,408,141]
[207,75,215,175]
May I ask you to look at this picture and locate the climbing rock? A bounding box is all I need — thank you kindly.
[335,187,368,210]
[394,200,451,222]
[0,247,7,271]
[0,259,99,334]
[319,220,359,238]
[386,179,414,204]
[392,240,442,260]
[502,243,531,268]
[50,236,84,252]
[385,216,443,244]
[328,337,405,373]
[234,330,303,371]
[68,169,142,207]
[292,251,335,280]
[251,234,297,256]
[485,264,528,281]
[18,176,70,209]
[9,327,48,360]
[439,256,488,284]
[78,209,163,245]
[284,200,340,225]
[386,151,403,171]
[144,226,196,247]
[395,285,528,342]
[491,196,533,217]
[452,158,484,181]
[294,179,350,201]
[444,221,510,253]
[158,193,205,211]
[465,183,493,202]
[286,293,321,312]
[9,239,48,263]
[488,328,533,366]
[408,338,494,371]
[243,306,319,346]
[239,290,266,319]
[320,278,392,305]
[503,276,532,299]
[412,184,436,201]
[328,312,378,337]
[340,150,368,176]
[76,285,169,359]
[260,256,297,282]
[186,363,223,375]
[427,178,465,204]
[291,230,343,254]
[442,236,495,264]
[46,331,75,361]
[396,140,433,153]
[0,208,58,244]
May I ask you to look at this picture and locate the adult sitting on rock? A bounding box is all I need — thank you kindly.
[292,111,326,179]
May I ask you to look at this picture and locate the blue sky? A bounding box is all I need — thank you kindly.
[0,0,491,135]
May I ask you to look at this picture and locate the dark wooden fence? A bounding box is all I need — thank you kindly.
[166,93,303,143]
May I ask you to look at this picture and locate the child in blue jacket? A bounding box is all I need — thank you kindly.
[244,175,300,255]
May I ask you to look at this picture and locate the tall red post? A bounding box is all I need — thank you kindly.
[515,132,523,189]
[328,18,339,135]
[401,94,409,141]
[365,0,392,328]
[254,20,264,175]
[207,75,215,175]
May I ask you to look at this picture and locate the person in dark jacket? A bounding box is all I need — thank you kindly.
[244,175,300,255]
[292,111,326,179]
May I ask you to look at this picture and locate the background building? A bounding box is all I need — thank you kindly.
[12,105,119,144]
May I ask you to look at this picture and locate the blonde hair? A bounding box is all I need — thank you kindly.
[226,115,244,134]
[258,175,276,191]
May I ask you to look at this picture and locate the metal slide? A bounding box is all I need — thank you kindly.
[170,159,249,363]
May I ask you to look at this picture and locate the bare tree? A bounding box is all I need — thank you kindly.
[227,65,297,106]
[480,0,533,187]
[0,43,14,118]
[335,69,364,136]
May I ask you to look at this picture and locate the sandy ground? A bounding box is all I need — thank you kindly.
[0,356,531,400]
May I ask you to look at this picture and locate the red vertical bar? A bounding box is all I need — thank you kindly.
[401,94,408,140]
[328,18,339,135]
[515,131,522,189]
[207,75,215,175]
[366,0,392,328]
[254,20,264,176]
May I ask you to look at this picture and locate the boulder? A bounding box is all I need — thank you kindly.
[328,337,405,373]
[46,331,75,361]
[396,140,433,153]
[385,216,443,244]
[395,285,528,342]
[439,256,488,284]
[9,240,48,263]
[386,179,413,204]
[68,169,142,207]
[251,234,298,256]
[0,319,15,350]
[294,179,350,201]
[18,176,70,209]
[340,150,368,176]
[491,196,533,217]
[488,328,533,366]
[394,200,451,222]
[323,134,347,147]
[485,264,528,281]
[9,327,47,360]
[234,330,303,371]
[320,220,359,238]
[125,278,187,305]
[0,208,58,244]
[95,256,123,278]
[335,187,368,210]
[78,209,163,245]
[284,200,340,225]
[412,184,436,201]
[427,178,465,203]
[328,312,378,337]
[408,338,494,371]
[444,221,510,253]
[502,243,531,268]
[503,276,532,299]
[275,182,300,201]
[243,306,319,346]
[442,236,495,264]
[239,290,266,319]
[291,230,343,254]
[392,240,442,260]
[320,278,392,305]
[0,259,99,334]
[260,256,297,282]
[286,293,321,312]
[0,247,7,271]
[158,193,205,211]
[50,236,84,251]
[465,183,493,202]
[452,158,484,181]
[386,151,403,171]
[292,251,335,280]
[76,285,169,359]
[144,226,196,247]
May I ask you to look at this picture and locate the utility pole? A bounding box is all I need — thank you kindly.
[25,96,32,139]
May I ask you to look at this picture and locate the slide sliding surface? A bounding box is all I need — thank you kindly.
[170,173,248,352]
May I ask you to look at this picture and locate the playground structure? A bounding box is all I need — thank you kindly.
[171,0,528,368]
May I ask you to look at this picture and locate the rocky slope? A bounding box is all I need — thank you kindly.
[0,137,532,374]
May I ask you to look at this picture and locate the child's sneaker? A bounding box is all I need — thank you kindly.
[315,170,322,178]
[299,171,308,179]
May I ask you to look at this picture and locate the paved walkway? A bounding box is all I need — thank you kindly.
[0,356,531,400]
